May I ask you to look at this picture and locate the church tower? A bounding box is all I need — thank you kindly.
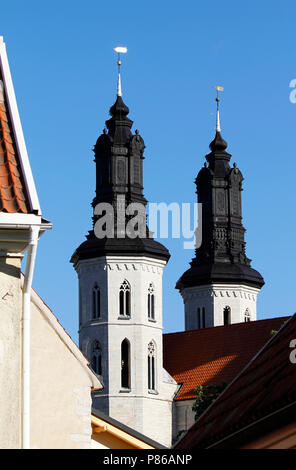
[71,49,177,447]
[176,89,264,330]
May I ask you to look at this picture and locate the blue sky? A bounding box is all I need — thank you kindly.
[2,1,296,342]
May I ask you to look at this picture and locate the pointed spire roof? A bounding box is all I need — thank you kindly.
[209,131,228,153]
[109,52,129,116]
[108,94,130,119]
[209,86,228,153]
[117,69,122,97]
[216,106,221,132]
[105,47,132,144]
[0,37,41,215]
[113,46,127,97]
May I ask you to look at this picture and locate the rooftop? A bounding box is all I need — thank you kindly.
[163,316,289,400]
[175,313,296,448]
[0,69,29,213]
[0,36,41,216]
[91,408,166,449]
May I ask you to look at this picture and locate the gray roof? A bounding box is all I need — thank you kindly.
[91,408,167,449]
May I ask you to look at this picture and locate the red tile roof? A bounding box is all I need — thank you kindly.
[0,70,29,213]
[163,317,289,401]
[175,314,296,449]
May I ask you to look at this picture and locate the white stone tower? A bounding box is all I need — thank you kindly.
[176,89,264,330]
[71,50,177,447]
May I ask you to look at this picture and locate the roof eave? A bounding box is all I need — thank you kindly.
[0,36,41,216]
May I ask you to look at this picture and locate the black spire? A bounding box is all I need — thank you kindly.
[92,91,147,211]
[105,95,133,145]
[71,61,169,264]
[176,100,264,290]
[209,130,228,153]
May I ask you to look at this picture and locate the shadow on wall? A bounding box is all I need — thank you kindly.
[0,257,21,280]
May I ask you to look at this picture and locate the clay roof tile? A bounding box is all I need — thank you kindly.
[174,315,296,449]
[0,71,30,213]
[163,316,289,401]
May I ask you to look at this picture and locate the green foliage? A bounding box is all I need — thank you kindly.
[270,321,288,337]
[192,382,227,420]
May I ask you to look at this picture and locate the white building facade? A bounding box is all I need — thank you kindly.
[182,283,260,330]
[74,255,176,447]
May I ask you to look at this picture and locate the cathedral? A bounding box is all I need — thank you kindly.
[0,38,292,449]
[69,52,280,447]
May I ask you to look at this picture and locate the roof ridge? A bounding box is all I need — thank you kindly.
[174,314,296,448]
[0,37,41,214]
[164,315,290,337]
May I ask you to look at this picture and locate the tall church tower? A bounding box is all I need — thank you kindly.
[71,50,177,447]
[176,90,264,330]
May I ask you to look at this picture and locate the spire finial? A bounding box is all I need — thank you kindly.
[214,85,224,133]
[113,46,127,97]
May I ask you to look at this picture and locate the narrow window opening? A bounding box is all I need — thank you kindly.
[197,308,201,329]
[151,295,155,319]
[244,309,251,322]
[121,339,130,389]
[148,283,155,320]
[148,341,156,392]
[224,306,231,326]
[97,355,102,375]
[92,355,97,372]
[92,284,100,319]
[119,280,131,317]
[126,290,130,316]
[202,307,206,328]
[92,340,102,375]
[119,290,124,316]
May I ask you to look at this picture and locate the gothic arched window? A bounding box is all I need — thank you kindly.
[224,306,231,326]
[244,309,251,322]
[119,280,131,317]
[121,339,130,389]
[92,284,100,319]
[148,283,155,320]
[148,341,156,391]
[91,340,102,376]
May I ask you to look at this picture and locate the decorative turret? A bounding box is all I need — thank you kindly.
[176,87,264,330]
[71,48,169,263]
[92,80,146,211]
[70,48,176,448]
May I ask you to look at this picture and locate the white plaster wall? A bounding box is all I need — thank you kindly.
[172,399,195,443]
[142,382,176,447]
[212,284,259,325]
[182,283,260,330]
[0,256,22,449]
[30,298,95,449]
